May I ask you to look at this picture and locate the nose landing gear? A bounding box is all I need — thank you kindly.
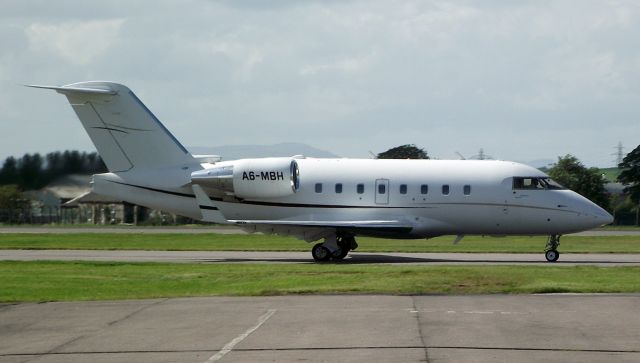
[545,235,561,262]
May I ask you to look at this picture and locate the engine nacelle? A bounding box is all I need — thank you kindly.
[191,158,300,199]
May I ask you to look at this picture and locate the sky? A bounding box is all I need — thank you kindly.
[1,0,639,167]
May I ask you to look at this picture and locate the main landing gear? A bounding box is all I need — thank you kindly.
[545,235,561,262]
[311,234,358,262]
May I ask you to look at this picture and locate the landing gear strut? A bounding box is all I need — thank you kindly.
[331,235,357,260]
[311,234,358,262]
[545,235,561,262]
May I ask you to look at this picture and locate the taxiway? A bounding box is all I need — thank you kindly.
[2,249,640,266]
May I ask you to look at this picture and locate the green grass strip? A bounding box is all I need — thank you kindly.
[2,261,640,302]
[1,233,640,253]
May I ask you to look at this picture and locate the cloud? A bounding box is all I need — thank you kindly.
[299,51,376,76]
[1,0,640,167]
[26,19,125,66]
[197,40,265,82]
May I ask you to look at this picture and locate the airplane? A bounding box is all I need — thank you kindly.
[28,81,614,262]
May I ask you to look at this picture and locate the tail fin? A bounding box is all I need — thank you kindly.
[28,81,194,172]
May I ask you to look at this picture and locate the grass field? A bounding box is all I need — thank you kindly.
[1,233,640,253]
[599,167,621,182]
[2,261,640,302]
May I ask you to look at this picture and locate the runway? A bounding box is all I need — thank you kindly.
[2,249,640,266]
[1,295,639,363]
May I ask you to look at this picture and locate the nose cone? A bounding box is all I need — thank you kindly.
[585,201,614,227]
[596,208,614,226]
[563,190,613,230]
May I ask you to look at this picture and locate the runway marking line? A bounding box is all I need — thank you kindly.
[204,309,276,363]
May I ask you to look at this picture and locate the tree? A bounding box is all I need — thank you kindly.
[377,144,429,159]
[618,144,640,201]
[18,153,43,190]
[0,157,19,185]
[0,185,24,210]
[0,151,107,190]
[0,184,29,223]
[547,155,609,210]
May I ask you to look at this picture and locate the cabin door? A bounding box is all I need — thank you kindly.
[375,179,389,205]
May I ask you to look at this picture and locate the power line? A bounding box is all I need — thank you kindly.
[471,148,493,160]
[612,142,624,166]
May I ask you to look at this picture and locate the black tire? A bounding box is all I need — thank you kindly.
[545,249,559,262]
[331,247,349,260]
[311,243,331,262]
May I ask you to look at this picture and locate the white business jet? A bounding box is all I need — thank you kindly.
[29,82,613,262]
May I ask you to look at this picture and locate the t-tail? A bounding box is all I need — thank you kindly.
[27,81,195,172]
[28,81,221,221]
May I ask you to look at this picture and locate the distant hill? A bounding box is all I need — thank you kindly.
[188,143,339,161]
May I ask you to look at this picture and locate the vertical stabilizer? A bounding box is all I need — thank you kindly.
[28,82,194,172]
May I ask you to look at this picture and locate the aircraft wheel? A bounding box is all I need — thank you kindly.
[312,243,331,262]
[331,247,349,260]
[545,249,559,262]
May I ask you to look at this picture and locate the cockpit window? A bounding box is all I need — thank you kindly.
[513,177,565,190]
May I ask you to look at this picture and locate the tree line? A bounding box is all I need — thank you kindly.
[0,151,107,191]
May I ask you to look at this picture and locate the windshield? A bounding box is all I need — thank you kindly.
[513,177,565,190]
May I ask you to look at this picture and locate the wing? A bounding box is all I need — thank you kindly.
[230,219,411,229]
[191,183,414,240]
[229,219,413,241]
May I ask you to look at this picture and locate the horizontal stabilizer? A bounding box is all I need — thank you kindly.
[63,191,123,206]
[26,84,117,95]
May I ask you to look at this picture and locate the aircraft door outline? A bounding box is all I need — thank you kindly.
[375,179,389,205]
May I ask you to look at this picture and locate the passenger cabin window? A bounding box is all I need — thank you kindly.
[378,184,386,194]
[513,177,564,190]
[357,184,365,194]
[463,185,471,195]
[315,183,323,193]
[335,183,343,193]
[421,184,428,194]
[442,184,450,195]
[399,184,407,194]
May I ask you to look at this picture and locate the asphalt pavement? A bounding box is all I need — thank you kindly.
[2,226,639,362]
[2,249,640,266]
[1,295,639,363]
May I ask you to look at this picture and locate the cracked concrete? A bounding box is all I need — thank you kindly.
[1,295,639,362]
